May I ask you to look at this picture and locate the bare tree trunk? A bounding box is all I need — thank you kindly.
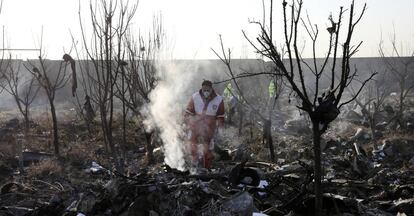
[121,65,127,160]
[22,111,30,174]
[49,99,59,156]
[145,131,154,163]
[122,103,127,156]
[108,111,114,154]
[370,118,376,140]
[24,113,30,133]
[249,111,254,140]
[398,86,404,128]
[17,134,24,174]
[109,81,115,153]
[311,119,322,215]
[238,107,244,135]
[263,119,275,162]
[266,96,279,162]
[100,108,109,152]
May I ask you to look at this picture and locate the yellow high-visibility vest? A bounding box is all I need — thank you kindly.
[269,81,277,98]
[224,83,233,99]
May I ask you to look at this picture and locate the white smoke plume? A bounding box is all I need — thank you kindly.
[144,60,214,170]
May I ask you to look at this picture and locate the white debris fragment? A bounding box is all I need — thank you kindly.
[90,161,104,173]
[258,180,268,189]
[253,213,269,216]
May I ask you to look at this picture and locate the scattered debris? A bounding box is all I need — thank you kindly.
[0,96,413,215]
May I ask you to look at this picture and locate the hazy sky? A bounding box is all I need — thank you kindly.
[0,0,413,59]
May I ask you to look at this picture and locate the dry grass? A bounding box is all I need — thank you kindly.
[31,111,53,134]
[27,159,63,178]
[0,135,17,158]
[64,141,97,168]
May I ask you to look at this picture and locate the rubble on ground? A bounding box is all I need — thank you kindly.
[0,106,413,216]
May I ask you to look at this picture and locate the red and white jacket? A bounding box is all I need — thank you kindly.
[185,90,225,137]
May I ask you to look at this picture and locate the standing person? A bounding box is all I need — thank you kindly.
[268,80,277,100]
[268,80,279,111]
[185,80,225,169]
[223,82,237,124]
[223,82,233,99]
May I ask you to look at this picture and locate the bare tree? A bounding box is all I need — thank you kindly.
[0,55,6,95]
[69,36,96,134]
[0,57,40,174]
[216,0,372,213]
[0,57,40,132]
[212,46,280,162]
[123,15,164,109]
[0,0,5,93]
[263,74,284,160]
[379,33,414,129]
[78,0,137,163]
[25,42,69,156]
[351,69,389,140]
[120,16,164,163]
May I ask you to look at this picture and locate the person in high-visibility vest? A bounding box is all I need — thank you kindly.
[223,82,238,124]
[268,80,277,99]
[223,82,233,99]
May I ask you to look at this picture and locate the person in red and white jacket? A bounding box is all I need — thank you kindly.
[185,80,225,169]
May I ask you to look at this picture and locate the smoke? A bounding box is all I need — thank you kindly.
[143,58,275,170]
[144,60,215,170]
